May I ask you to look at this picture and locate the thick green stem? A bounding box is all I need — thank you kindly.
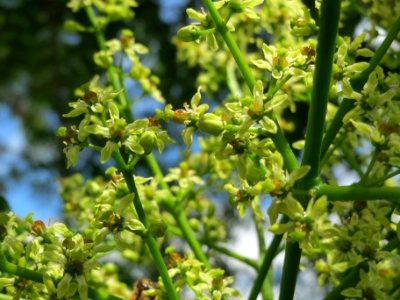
[201,0,298,173]
[321,16,400,158]
[0,252,43,283]
[315,184,400,201]
[278,241,302,300]
[281,1,341,299]
[301,0,341,182]
[112,151,178,300]
[248,215,288,300]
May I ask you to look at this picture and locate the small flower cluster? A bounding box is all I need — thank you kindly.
[163,248,241,299]
[57,78,174,168]
[318,201,399,298]
[0,211,131,299]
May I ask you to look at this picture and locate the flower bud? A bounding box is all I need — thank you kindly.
[32,220,46,235]
[197,113,224,135]
[139,131,158,154]
[177,25,201,42]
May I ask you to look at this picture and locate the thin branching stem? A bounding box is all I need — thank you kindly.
[248,216,289,300]
[321,16,400,158]
[112,151,179,300]
[314,184,400,201]
[206,242,259,270]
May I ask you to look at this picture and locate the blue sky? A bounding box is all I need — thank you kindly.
[0,104,62,221]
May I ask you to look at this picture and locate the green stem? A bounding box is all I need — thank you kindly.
[252,209,266,254]
[365,169,400,186]
[350,16,400,91]
[206,242,259,270]
[281,1,341,299]
[201,0,298,173]
[0,253,121,300]
[323,262,366,300]
[341,143,363,178]
[278,241,302,300]
[300,0,341,183]
[359,150,378,184]
[321,16,400,158]
[266,75,291,100]
[248,215,288,300]
[319,132,345,168]
[0,252,43,283]
[112,151,178,300]
[314,184,400,201]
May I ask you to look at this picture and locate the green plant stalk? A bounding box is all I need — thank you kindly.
[365,169,400,186]
[112,151,178,300]
[340,143,363,177]
[300,0,341,182]
[248,215,288,300]
[0,253,122,300]
[206,242,259,270]
[145,155,211,268]
[314,184,400,201]
[280,1,341,299]
[201,0,298,173]
[278,241,302,300]
[262,269,273,300]
[359,149,378,184]
[320,15,400,158]
[252,208,266,254]
[319,130,346,168]
[0,252,43,283]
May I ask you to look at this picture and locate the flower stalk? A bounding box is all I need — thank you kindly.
[112,151,179,300]
[320,15,400,158]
